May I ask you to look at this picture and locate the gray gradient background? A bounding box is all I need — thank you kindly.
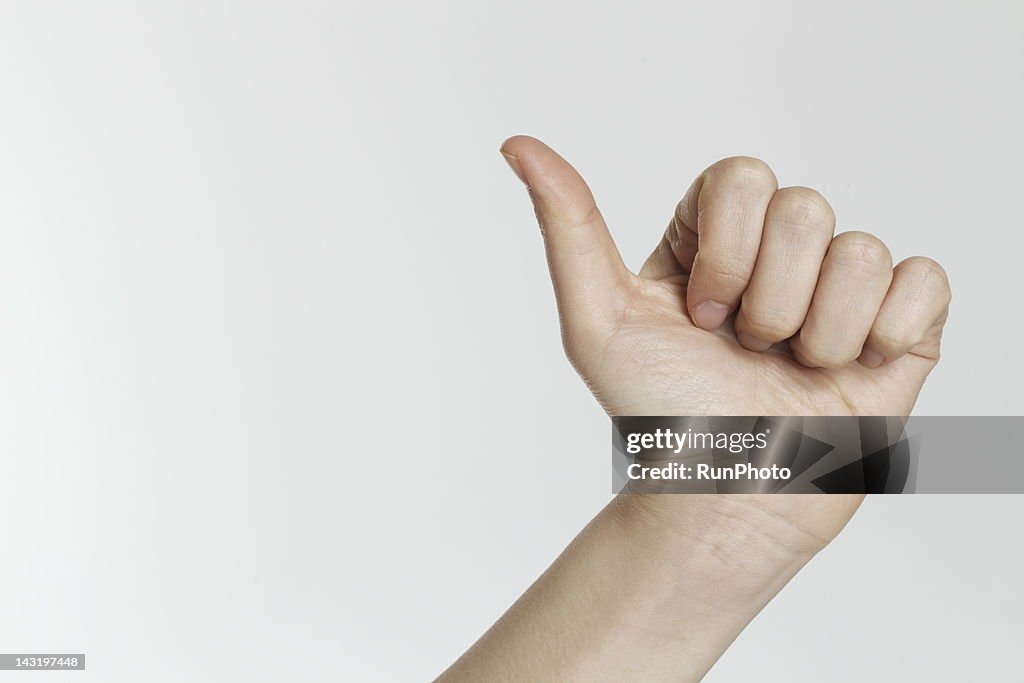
[0,2,1021,681]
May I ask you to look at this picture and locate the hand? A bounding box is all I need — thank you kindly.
[501,137,950,419]
[500,135,951,542]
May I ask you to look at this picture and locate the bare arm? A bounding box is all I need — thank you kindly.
[439,495,844,682]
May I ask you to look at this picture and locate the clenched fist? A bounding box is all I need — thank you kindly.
[501,136,951,420]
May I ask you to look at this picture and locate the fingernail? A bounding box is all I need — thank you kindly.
[501,151,527,185]
[691,301,730,330]
[737,332,773,352]
[859,347,885,368]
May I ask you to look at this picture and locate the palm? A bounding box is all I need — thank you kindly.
[589,277,937,419]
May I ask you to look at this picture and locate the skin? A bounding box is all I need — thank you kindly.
[436,136,951,682]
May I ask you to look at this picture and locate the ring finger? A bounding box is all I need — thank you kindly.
[792,231,893,368]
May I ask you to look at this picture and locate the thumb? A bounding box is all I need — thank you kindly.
[500,135,631,338]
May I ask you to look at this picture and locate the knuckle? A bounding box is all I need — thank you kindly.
[899,256,951,302]
[798,342,855,369]
[560,202,604,233]
[870,319,916,353]
[707,156,778,193]
[829,231,893,273]
[771,186,836,228]
[695,254,752,289]
[802,350,851,370]
[673,197,689,227]
[739,304,800,340]
[668,210,695,248]
[675,181,701,228]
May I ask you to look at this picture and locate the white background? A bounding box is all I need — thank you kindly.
[1,1,1022,681]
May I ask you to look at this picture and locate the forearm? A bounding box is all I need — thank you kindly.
[437,494,837,683]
